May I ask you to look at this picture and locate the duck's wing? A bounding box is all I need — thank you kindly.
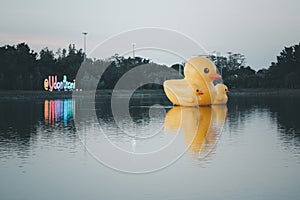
[164,79,195,103]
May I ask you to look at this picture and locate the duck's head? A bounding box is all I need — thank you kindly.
[216,84,230,94]
[184,57,221,83]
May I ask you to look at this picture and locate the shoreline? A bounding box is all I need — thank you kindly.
[0,88,300,100]
[228,88,300,97]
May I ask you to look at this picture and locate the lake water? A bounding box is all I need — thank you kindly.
[0,94,300,199]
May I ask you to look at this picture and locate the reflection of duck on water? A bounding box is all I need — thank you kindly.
[164,57,222,106]
[164,105,227,155]
[211,105,228,128]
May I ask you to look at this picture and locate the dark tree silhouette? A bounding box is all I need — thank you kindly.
[0,42,299,90]
[0,43,84,90]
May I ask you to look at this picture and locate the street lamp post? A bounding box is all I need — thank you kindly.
[132,43,136,58]
[82,32,88,59]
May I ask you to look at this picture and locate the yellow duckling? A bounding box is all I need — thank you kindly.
[164,57,221,106]
[213,84,229,105]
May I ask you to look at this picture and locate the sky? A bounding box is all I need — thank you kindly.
[1,0,299,70]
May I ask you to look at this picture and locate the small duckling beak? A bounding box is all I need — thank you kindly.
[198,91,204,95]
[196,89,204,95]
[226,90,230,94]
[209,73,222,80]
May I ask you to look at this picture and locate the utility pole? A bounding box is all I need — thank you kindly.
[132,43,136,58]
[82,32,88,59]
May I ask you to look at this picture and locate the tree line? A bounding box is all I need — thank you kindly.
[0,42,299,90]
[0,43,84,90]
[208,43,300,88]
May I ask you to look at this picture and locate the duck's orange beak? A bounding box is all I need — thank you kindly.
[209,73,222,80]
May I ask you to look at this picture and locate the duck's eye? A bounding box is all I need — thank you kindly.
[196,89,199,92]
[204,68,209,73]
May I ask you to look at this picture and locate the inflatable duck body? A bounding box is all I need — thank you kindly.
[213,84,229,105]
[163,79,204,106]
[164,57,222,106]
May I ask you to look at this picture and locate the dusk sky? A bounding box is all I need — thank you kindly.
[1,0,299,69]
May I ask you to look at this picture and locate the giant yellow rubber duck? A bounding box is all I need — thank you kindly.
[164,57,222,106]
[213,84,230,105]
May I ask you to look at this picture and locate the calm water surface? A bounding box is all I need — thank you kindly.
[0,94,300,199]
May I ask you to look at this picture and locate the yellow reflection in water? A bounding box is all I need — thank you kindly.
[165,105,227,156]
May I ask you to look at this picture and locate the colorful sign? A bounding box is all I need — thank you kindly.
[44,75,75,91]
